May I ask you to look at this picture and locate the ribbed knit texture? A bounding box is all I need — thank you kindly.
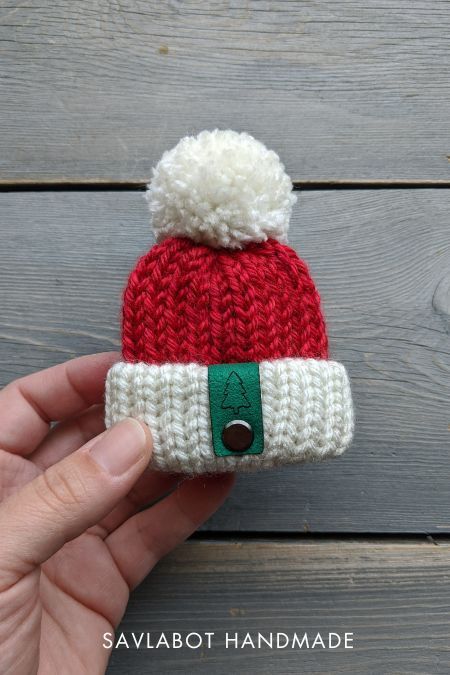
[122,237,328,366]
[105,359,353,474]
[104,129,354,473]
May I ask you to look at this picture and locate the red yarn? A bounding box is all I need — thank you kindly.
[122,238,329,365]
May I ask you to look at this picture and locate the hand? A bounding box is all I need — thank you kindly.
[0,353,234,675]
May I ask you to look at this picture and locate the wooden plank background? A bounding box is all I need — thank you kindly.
[0,189,448,533]
[107,538,450,674]
[2,1,450,672]
[1,0,450,183]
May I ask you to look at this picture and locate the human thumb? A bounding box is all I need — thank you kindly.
[0,418,152,586]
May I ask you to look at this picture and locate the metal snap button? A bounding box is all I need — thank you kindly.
[222,420,254,453]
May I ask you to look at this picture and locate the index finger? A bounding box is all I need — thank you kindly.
[0,352,119,456]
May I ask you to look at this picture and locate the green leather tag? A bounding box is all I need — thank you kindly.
[208,362,264,457]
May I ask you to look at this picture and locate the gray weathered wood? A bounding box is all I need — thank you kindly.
[2,1,450,182]
[0,189,449,532]
[107,538,450,674]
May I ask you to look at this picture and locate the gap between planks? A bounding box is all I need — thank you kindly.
[2,179,450,191]
[191,532,450,545]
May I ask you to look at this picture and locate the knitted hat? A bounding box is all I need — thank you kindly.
[105,130,353,474]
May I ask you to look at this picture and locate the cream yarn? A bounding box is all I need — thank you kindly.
[105,359,353,474]
[146,129,297,250]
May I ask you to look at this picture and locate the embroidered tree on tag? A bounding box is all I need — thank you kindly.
[221,371,251,415]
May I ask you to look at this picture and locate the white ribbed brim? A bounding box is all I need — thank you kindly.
[105,358,354,474]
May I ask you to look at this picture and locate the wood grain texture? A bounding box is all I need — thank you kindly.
[0,189,449,532]
[107,539,450,674]
[2,0,450,182]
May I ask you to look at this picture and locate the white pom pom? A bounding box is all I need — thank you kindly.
[146,129,296,249]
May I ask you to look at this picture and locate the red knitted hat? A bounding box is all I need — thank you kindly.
[105,130,353,473]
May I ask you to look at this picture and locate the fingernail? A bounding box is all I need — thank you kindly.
[90,418,151,476]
